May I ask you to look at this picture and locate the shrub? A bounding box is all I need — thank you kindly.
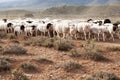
[0,46,3,52]
[7,33,16,39]
[107,46,120,51]
[31,36,47,46]
[0,31,7,38]
[24,42,31,46]
[86,71,120,80]
[10,39,20,44]
[20,62,37,72]
[12,69,28,80]
[82,39,109,62]
[41,38,54,48]
[0,58,11,72]
[54,39,73,51]
[0,57,13,62]
[69,49,81,57]
[63,61,82,72]
[3,45,27,55]
[35,58,53,64]
[81,52,109,62]
[0,39,3,43]
[30,37,73,51]
[83,39,97,53]
[31,37,54,48]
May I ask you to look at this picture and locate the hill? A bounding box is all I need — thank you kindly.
[0,3,120,19]
[0,10,33,19]
[41,4,120,18]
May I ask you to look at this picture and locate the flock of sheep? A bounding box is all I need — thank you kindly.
[0,18,120,41]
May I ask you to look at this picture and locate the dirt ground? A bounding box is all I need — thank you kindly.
[0,37,120,80]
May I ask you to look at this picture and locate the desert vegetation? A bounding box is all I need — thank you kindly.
[86,71,120,80]
[0,4,120,79]
[0,35,119,80]
[2,45,27,55]
[62,61,82,72]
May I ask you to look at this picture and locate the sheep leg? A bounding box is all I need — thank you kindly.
[48,31,51,37]
[84,31,87,40]
[111,33,114,41]
[53,31,56,37]
[43,31,46,36]
[14,31,18,36]
[119,33,120,39]
[63,33,65,38]
[97,33,100,41]
[74,33,77,40]
[56,32,60,38]
[102,33,105,41]
[88,32,91,39]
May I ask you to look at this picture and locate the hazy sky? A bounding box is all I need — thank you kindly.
[0,0,119,10]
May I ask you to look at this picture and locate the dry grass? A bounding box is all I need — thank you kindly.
[41,38,54,48]
[83,39,97,53]
[29,37,55,47]
[0,57,11,72]
[0,39,3,43]
[107,46,120,51]
[69,49,81,58]
[2,45,27,55]
[23,42,31,46]
[29,37,73,51]
[81,39,109,62]
[12,69,28,80]
[0,46,3,53]
[62,61,82,72]
[54,39,73,51]
[20,62,37,73]
[7,33,16,39]
[81,52,109,62]
[31,36,47,46]
[0,31,7,39]
[35,57,53,64]
[86,71,120,80]
[10,39,20,44]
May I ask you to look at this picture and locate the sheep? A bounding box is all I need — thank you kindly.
[68,22,78,39]
[36,22,48,36]
[53,20,71,38]
[90,22,119,41]
[14,25,25,36]
[76,22,91,40]
[24,25,37,36]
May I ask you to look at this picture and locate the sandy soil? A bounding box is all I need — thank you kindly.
[0,37,120,80]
